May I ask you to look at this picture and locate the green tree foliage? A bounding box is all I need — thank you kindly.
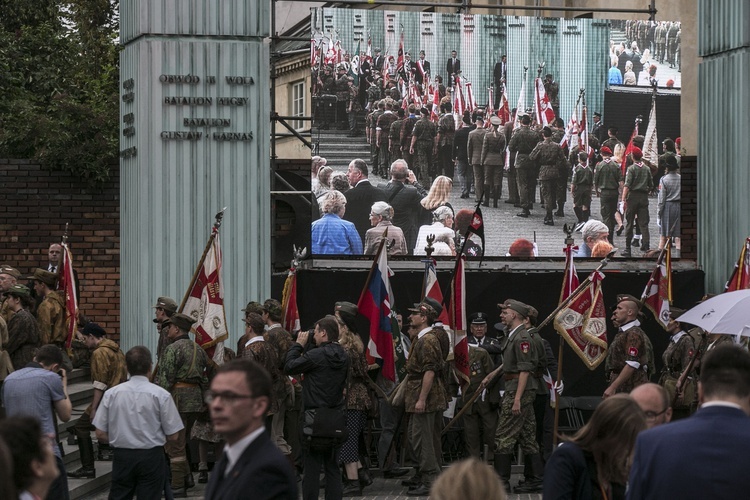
[0,0,119,187]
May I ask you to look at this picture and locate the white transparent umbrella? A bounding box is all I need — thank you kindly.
[676,289,750,337]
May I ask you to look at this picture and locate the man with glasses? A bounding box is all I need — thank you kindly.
[93,346,183,499]
[631,383,672,428]
[155,312,209,497]
[204,359,297,500]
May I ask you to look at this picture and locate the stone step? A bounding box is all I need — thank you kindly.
[67,460,113,500]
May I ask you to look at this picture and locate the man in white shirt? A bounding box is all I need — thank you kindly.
[93,346,183,500]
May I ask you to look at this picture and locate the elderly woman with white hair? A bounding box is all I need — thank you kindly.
[576,220,611,258]
[413,205,455,255]
[311,190,363,255]
[364,202,407,256]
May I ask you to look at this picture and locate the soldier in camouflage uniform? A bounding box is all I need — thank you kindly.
[388,108,405,165]
[571,151,594,229]
[409,108,436,185]
[550,118,567,216]
[346,77,362,137]
[334,64,350,130]
[436,101,456,178]
[529,127,567,226]
[604,295,654,398]
[493,299,542,492]
[262,299,294,458]
[366,79,382,111]
[30,268,73,373]
[157,312,209,496]
[400,104,419,169]
[68,323,127,479]
[659,307,698,418]
[594,147,622,243]
[621,147,654,256]
[236,300,264,357]
[403,300,448,496]
[377,100,398,177]
[509,115,541,218]
[241,312,282,416]
[367,101,385,169]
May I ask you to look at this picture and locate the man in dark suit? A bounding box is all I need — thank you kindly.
[372,47,384,72]
[380,159,427,252]
[415,50,430,86]
[627,344,750,500]
[493,54,507,107]
[205,359,297,500]
[446,50,460,79]
[343,158,386,244]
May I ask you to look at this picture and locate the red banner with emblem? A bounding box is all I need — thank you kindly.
[59,242,78,349]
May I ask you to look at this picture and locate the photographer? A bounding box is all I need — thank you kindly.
[2,344,72,499]
[284,316,349,500]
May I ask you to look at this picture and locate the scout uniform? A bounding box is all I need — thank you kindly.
[404,301,447,493]
[529,134,567,225]
[659,307,698,417]
[0,265,22,323]
[604,295,655,394]
[623,147,655,255]
[594,148,622,241]
[31,269,66,346]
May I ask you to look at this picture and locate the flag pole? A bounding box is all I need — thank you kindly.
[639,236,671,304]
[553,225,576,446]
[178,208,226,312]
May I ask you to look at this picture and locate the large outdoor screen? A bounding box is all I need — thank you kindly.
[309,8,682,258]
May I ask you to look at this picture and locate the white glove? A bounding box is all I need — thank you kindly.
[553,380,564,396]
[618,201,625,213]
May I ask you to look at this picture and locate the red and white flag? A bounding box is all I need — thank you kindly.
[281,268,300,336]
[365,35,373,65]
[554,271,609,370]
[561,244,580,303]
[534,77,556,127]
[725,237,750,291]
[559,107,578,150]
[425,260,451,325]
[579,105,592,164]
[449,255,470,392]
[431,87,440,122]
[180,222,228,365]
[622,118,640,175]
[310,37,318,67]
[465,81,476,113]
[59,242,78,349]
[454,77,466,118]
[497,86,511,125]
[396,31,405,74]
[642,244,673,329]
[512,70,528,130]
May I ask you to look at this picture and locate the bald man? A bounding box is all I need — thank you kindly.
[631,383,672,428]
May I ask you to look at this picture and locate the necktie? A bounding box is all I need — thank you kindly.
[50,266,56,273]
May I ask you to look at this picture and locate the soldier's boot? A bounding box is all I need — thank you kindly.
[514,454,544,493]
[555,203,565,217]
[170,459,189,498]
[573,206,583,224]
[582,208,590,223]
[482,185,491,207]
[544,210,555,226]
[493,453,514,492]
[493,188,500,208]
[69,435,97,478]
[516,207,530,218]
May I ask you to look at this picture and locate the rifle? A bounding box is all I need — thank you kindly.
[672,330,707,407]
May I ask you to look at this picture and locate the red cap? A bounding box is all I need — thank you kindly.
[600,146,612,156]
[631,147,643,160]
[675,137,681,146]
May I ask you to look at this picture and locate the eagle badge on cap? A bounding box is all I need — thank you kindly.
[520,341,530,354]
[628,346,639,357]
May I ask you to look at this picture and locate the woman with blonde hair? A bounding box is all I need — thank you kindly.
[431,457,507,500]
[334,302,373,496]
[480,115,507,207]
[419,175,454,225]
[315,166,334,202]
[543,394,646,500]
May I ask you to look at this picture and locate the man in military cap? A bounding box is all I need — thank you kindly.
[603,295,654,398]
[410,107,437,184]
[659,306,698,419]
[594,146,623,243]
[237,301,264,357]
[621,147,654,256]
[153,296,178,363]
[68,323,127,479]
[3,284,40,370]
[509,115,542,218]
[262,299,294,459]
[461,329,496,461]
[402,299,448,496]
[468,312,502,362]
[156,312,209,496]
[0,264,21,323]
[30,269,64,345]
[493,299,542,493]
[529,126,567,226]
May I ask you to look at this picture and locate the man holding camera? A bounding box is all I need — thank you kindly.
[285,316,349,500]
